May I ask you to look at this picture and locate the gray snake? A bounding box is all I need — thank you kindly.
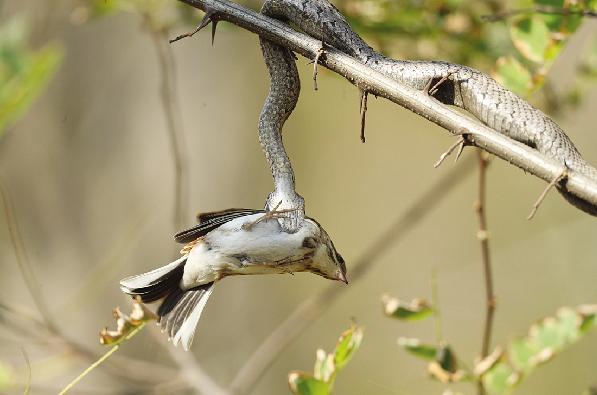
[258,0,597,228]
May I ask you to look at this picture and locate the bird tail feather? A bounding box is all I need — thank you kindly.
[120,257,214,351]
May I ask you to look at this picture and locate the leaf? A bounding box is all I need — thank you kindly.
[435,344,457,373]
[482,362,519,395]
[0,17,63,136]
[397,337,437,360]
[510,16,550,63]
[426,343,468,383]
[474,347,503,376]
[99,297,157,345]
[289,324,363,394]
[482,304,597,394]
[288,372,329,395]
[381,294,433,321]
[314,350,334,382]
[493,56,533,96]
[333,324,364,372]
[427,360,467,384]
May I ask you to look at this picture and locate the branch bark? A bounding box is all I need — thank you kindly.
[175,0,597,211]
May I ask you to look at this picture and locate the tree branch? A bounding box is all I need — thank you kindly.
[175,0,597,212]
[474,149,495,395]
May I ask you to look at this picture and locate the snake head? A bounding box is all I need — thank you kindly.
[265,189,305,233]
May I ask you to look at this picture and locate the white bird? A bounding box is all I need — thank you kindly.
[120,208,347,351]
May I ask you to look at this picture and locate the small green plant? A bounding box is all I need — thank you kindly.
[288,324,364,395]
[383,293,597,394]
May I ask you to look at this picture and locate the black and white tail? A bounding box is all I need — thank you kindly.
[120,256,214,351]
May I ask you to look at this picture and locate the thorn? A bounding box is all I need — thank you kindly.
[359,89,368,143]
[423,78,433,94]
[434,132,469,168]
[169,8,218,44]
[211,20,218,46]
[527,168,569,220]
[313,47,325,91]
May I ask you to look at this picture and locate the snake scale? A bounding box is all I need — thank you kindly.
[257,0,597,228]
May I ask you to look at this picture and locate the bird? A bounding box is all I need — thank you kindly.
[119,208,347,351]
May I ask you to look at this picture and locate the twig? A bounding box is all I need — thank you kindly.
[228,156,477,394]
[0,301,176,385]
[58,323,147,395]
[60,208,149,314]
[149,28,190,230]
[359,89,368,143]
[482,5,597,22]
[21,347,31,395]
[0,177,56,332]
[170,7,219,44]
[312,47,324,91]
[430,267,443,344]
[474,149,495,395]
[175,0,597,212]
[527,169,568,220]
[434,134,467,168]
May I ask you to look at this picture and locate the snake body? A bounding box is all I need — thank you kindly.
[259,0,597,222]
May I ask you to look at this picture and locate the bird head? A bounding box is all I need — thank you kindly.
[304,220,348,284]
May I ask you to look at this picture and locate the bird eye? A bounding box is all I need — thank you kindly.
[336,252,346,273]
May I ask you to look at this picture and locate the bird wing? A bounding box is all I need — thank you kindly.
[174,208,265,243]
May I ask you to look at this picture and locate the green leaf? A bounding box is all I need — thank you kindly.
[333,324,363,372]
[289,324,363,394]
[288,372,329,395]
[382,295,433,321]
[397,337,437,360]
[481,304,597,394]
[314,350,334,382]
[509,338,541,372]
[0,17,63,136]
[435,344,457,373]
[483,362,518,395]
[493,56,533,96]
[510,16,550,63]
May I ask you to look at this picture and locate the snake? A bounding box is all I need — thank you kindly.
[256,0,597,228]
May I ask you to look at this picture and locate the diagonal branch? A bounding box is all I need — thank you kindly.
[175,0,597,212]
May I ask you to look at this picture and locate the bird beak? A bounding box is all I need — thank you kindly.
[336,270,348,284]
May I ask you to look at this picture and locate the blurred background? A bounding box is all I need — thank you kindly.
[0,0,596,394]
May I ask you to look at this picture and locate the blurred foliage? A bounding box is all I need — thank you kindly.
[74,0,597,103]
[387,296,597,394]
[336,0,501,64]
[288,324,363,395]
[0,17,62,137]
[381,294,434,321]
[482,304,597,394]
[335,0,597,102]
